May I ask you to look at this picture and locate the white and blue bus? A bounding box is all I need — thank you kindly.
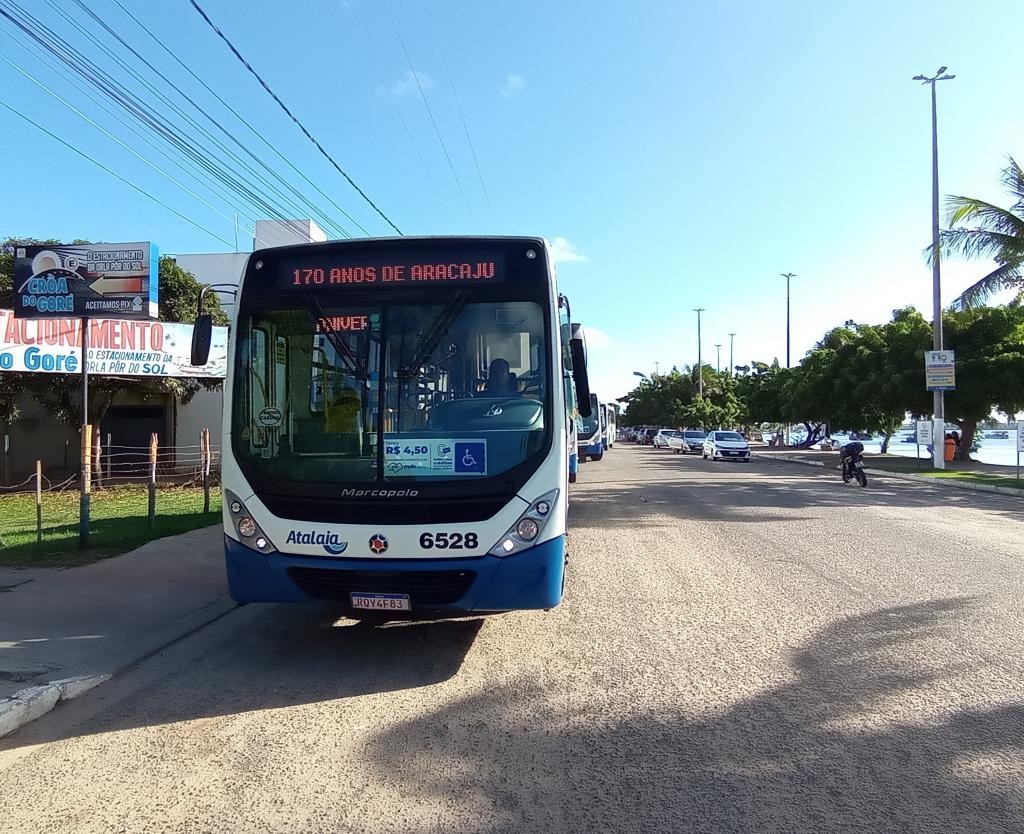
[577,392,606,462]
[604,403,617,449]
[191,236,590,614]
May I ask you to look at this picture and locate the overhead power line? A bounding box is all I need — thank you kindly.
[111,0,367,240]
[0,50,273,248]
[0,0,322,243]
[49,0,349,240]
[424,0,495,223]
[342,0,436,187]
[382,0,479,231]
[188,0,403,235]
[0,99,233,247]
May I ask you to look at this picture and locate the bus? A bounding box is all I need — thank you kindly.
[567,323,587,482]
[578,392,605,462]
[191,236,591,614]
[604,403,617,449]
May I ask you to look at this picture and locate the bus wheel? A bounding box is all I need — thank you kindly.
[590,452,603,462]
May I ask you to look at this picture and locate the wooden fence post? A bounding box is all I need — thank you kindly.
[35,459,43,546]
[93,430,102,489]
[79,424,92,549]
[148,432,158,530]
[202,427,211,513]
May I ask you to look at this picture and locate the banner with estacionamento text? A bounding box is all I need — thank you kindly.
[0,309,227,378]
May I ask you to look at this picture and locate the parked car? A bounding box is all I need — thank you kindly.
[703,430,751,462]
[652,429,680,448]
[640,428,659,445]
[668,429,707,454]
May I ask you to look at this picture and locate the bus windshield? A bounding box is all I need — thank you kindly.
[233,298,549,484]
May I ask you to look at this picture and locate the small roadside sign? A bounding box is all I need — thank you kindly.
[925,350,956,391]
[1018,422,1024,482]
[916,420,934,446]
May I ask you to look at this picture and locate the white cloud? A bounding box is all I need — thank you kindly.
[500,73,526,97]
[385,70,434,97]
[548,236,587,263]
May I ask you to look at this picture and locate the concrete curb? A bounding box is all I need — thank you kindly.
[0,674,110,738]
[755,453,1023,497]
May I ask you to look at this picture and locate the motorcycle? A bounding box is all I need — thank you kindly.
[840,441,868,487]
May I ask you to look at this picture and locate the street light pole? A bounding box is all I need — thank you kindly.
[780,274,796,447]
[780,273,796,369]
[714,344,722,373]
[694,308,705,397]
[728,333,736,377]
[914,67,955,470]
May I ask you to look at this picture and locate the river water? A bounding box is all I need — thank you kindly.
[863,432,1021,469]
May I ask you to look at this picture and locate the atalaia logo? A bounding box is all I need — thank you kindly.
[285,530,348,555]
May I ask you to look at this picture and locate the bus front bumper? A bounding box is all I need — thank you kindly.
[224,534,566,612]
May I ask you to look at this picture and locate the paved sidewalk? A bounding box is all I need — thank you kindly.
[754,447,1023,497]
[754,445,1019,476]
[0,525,233,733]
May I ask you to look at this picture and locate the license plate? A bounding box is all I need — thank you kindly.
[350,593,411,611]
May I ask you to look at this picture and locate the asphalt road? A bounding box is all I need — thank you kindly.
[2,445,1023,833]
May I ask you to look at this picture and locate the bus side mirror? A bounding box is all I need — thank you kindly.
[570,338,592,418]
[191,314,213,366]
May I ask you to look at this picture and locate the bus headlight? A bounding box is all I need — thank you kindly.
[489,489,559,557]
[516,518,540,541]
[225,489,277,554]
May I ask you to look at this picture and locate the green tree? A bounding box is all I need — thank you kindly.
[942,157,1024,309]
[622,368,694,427]
[1,237,228,427]
[943,304,1024,458]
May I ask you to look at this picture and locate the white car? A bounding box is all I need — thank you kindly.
[703,430,751,462]
[652,429,680,449]
[668,429,707,454]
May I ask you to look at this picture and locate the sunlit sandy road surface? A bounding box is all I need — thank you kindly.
[2,444,1023,833]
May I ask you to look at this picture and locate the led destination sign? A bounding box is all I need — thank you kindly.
[277,252,505,291]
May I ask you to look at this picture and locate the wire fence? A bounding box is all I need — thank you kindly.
[0,428,222,561]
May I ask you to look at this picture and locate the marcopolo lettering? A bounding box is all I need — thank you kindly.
[340,488,419,498]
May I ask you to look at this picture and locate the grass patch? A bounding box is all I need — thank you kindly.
[916,470,1024,490]
[0,485,221,567]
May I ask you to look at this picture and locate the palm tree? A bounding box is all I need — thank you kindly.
[941,156,1024,309]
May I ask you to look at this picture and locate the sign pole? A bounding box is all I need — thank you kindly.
[79,317,90,548]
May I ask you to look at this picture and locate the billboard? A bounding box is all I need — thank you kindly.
[0,309,227,378]
[13,242,158,320]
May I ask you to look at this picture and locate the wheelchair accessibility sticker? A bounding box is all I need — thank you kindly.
[383,438,487,475]
[454,442,487,474]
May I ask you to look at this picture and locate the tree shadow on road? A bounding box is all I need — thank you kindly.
[363,596,1024,833]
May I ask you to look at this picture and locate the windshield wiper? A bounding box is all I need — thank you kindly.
[397,290,469,380]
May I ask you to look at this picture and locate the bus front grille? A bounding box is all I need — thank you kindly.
[286,567,477,606]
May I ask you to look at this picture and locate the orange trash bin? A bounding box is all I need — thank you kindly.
[944,435,956,462]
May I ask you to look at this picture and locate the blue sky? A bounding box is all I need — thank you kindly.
[1,0,1021,400]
